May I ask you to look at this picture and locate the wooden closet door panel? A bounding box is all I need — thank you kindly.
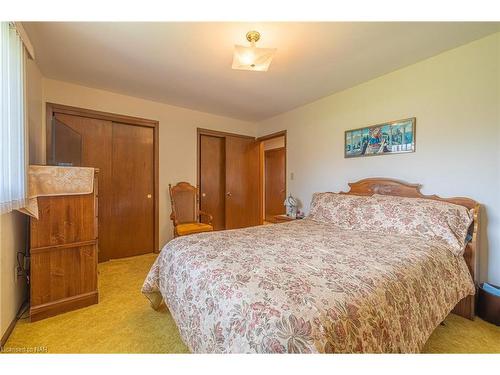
[53,113,113,262]
[225,136,260,229]
[199,135,226,230]
[111,123,154,258]
[265,147,286,218]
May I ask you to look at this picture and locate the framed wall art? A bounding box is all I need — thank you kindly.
[345,117,415,158]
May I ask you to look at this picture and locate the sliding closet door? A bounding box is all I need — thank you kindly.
[199,135,226,230]
[225,136,260,229]
[52,113,113,262]
[110,123,154,258]
[49,112,155,261]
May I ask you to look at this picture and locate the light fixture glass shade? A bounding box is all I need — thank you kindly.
[232,45,277,72]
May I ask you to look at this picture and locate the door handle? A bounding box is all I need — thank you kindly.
[226,192,232,197]
[202,193,206,197]
[147,194,152,199]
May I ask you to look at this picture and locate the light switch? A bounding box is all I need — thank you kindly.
[290,172,294,180]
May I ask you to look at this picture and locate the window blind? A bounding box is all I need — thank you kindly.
[0,22,27,214]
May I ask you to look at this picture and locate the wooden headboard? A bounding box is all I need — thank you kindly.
[341,178,480,320]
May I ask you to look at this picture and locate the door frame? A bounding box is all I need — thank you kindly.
[256,130,287,224]
[45,103,160,254]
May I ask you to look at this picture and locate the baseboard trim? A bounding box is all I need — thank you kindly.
[0,300,28,349]
[30,291,98,322]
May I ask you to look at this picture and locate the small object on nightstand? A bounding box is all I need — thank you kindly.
[284,195,298,218]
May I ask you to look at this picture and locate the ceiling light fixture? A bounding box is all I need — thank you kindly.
[232,31,276,72]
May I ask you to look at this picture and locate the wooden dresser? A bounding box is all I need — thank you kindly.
[29,170,99,321]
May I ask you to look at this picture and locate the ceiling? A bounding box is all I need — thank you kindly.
[24,22,500,121]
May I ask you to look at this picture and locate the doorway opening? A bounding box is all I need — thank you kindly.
[257,131,287,224]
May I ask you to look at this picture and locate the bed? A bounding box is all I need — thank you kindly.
[142,178,480,353]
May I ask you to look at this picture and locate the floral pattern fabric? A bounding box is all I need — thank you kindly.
[19,165,95,218]
[142,219,474,353]
[308,193,473,255]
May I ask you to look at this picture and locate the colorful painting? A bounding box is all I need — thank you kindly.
[345,118,415,158]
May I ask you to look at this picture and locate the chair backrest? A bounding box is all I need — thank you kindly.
[169,182,199,224]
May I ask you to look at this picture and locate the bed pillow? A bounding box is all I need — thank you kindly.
[370,194,474,255]
[308,192,369,227]
[308,192,474,255]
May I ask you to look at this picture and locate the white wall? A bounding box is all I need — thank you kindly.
[0,212,27,339]
[0,58,42,339]
[42,79,257,248]
[256,32,500,285]
[28,60,44,165]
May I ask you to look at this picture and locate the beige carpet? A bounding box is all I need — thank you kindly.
[4,253,500,353]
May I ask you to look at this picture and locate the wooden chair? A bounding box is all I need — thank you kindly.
[169,182,213,237]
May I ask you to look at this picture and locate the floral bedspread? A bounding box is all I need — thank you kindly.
[142,219,474,353]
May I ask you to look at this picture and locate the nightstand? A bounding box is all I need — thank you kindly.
[272,214,301,223]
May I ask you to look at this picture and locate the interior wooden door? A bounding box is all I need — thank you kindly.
[225,136,260,229]
[199,135,226,230]
[265,147,286,220]
[52,113,113,262]
[110,123,154,258]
